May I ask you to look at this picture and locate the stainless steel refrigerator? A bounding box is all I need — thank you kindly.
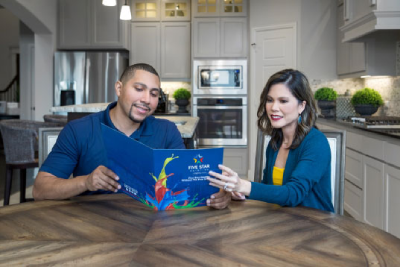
[54,51,129,107]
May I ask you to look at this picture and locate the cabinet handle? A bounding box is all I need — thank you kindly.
[251,43,256,46]
[370,0,376,6]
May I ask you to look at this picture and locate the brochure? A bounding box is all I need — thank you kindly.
[101,124,223,210]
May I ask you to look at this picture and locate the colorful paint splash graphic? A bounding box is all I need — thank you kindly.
[137,154,205,210]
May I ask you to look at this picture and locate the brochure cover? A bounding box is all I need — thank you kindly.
[101,124,223,210]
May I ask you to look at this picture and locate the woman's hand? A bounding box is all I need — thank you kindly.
[207,165,251,196]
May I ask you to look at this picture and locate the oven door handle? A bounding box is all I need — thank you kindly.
[194,106,245,109]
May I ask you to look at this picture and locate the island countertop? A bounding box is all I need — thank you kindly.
[50,103,198,139]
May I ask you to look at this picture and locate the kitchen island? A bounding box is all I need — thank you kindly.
[50,103,199,148]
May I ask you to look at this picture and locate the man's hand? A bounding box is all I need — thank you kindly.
[85,165,121,192]
[206,189,231,209]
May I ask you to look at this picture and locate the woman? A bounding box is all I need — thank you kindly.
[208,69,334,212]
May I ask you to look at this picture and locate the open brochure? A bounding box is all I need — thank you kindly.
[101,124,223,210]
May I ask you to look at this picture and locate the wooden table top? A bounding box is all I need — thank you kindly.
[1,194,400,266]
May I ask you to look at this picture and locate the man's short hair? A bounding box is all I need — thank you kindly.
[119,63,160,84]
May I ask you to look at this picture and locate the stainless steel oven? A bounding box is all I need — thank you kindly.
[192,97,247,146]
[193,60,247,95]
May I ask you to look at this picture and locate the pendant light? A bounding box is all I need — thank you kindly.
[120,0,132,20]
[102,0,117,6]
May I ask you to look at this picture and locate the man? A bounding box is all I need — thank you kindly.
[33,63,230,209]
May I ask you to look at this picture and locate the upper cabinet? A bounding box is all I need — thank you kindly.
[129,0,191,80]
[193,17,247,58]
[58,0,129,49]
[192,0,247,17]
[340,0,400,42]
[130,0,190,21]
[337,2,399,78]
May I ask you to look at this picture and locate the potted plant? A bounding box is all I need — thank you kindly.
[314,87,337,119]
[173,88,191,113]
[351,88,383,116]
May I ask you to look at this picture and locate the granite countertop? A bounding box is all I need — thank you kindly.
[317,118,400,145]
[50,103,198,139]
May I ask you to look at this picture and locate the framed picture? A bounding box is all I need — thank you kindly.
[39,127,63,167]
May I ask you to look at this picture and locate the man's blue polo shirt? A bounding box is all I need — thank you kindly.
[40,102,185,181]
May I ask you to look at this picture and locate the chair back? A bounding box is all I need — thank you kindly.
[43,114,68,126]
[254,128,346,215]
[0,120,60,165]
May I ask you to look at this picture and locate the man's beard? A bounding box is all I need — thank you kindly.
[128,103,152,123]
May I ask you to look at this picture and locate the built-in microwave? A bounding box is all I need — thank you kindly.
[193,60,247,95]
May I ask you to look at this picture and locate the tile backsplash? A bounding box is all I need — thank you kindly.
[311,76,400,117]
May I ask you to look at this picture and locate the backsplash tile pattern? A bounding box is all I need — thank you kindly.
[311,76,400,117]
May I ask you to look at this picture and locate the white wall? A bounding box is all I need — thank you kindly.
[249,0,337,81]
[0,8,19,90]
[0,0,57,120]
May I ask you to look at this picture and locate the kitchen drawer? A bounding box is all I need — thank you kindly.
[362,135,384,161]
[345,148,363,188]
[384,141,400,168]
[346,131,363,151]
[344,179,363,222]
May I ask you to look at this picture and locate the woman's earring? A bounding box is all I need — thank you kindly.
[298,114,302,123]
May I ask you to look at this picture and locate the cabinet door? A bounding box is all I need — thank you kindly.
[363,155,385,230]
[192,0,220,17]
[161,0,190,21]
[193,18,220,57]
[345,149,363,188]
[384,164,400,239]
[344,179,363,221]
[220,17,247,57]
[337,5,350,75]
[220,0,247,17]
[92,0,127,48]
[223,147,248,177]
[349,42,366,73]
[161,22,191,79]
[130,23,161,72]
[131,0,160,21]
[58,0,91,48]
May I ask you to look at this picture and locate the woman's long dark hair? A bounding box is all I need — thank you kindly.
[257,69,317,150]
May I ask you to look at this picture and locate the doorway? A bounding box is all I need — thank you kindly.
[248,23,297,180]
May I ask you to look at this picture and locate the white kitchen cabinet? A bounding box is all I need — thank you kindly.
[161,0,191,21]
[192,0,247,17]
[193,17,247,58]
[131,0,160,21]
[341,0,400,42]
[345,148,363,188]
[161,22,191,79]
[344,179,363,221]
[130,22,191,80]
[223,147,248,177]
[363,155,385,230]
[336,4,366,77]
[58,0,129,49]
[130,23,161,72]
[384,165,400,239]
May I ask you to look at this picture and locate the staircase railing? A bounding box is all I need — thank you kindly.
[0,75,19,102]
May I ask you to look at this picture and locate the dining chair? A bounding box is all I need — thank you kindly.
[0,120,60,205]
[254,128,346,215]
[43,114,68,126]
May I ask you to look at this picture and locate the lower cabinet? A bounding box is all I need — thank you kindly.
[363,155,385,230]
[344,180,363,221]
[223,147,248,178]
[384,165,400,239]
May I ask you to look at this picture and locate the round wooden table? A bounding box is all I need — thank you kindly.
[0,194,399,266]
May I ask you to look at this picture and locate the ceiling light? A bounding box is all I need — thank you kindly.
[102,0,117,6]
[120,0,131,20]
[360,75,371,78]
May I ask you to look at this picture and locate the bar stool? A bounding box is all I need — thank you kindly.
[0,120,60,205]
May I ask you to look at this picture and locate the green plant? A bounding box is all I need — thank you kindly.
[314,87,337,101]
[173,88,191,100]
[351,88,383,107]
